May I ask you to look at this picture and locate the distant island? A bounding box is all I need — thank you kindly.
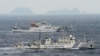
[10,7,34,16]
[46,8,81,15]
[7,7,83,16]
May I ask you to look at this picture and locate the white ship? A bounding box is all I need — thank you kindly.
[15,31,76,49]
[77,34,94,49]
[15,33,95,49]
[12,22,61,32]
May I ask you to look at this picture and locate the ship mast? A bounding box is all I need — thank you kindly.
[83,34,86,42]
[37,30,41,48]
[38,30,41,41]
[14,23,18,29]
[62,27,67,42]
[70,23,74,31]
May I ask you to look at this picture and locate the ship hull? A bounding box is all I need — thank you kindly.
[12,29,58,32]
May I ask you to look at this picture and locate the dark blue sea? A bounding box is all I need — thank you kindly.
[0,15,100,56]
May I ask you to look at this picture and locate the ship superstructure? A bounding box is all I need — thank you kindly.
[16,35,75,49]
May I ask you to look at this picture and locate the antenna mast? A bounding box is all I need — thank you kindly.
[38,30,41,40]
[84,34,86,42]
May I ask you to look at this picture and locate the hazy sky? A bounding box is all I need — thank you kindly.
[0,0,99,14]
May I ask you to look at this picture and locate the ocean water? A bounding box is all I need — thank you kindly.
[0,15,100,56]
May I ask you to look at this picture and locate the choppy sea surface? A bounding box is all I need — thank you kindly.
[0,15,100,56]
